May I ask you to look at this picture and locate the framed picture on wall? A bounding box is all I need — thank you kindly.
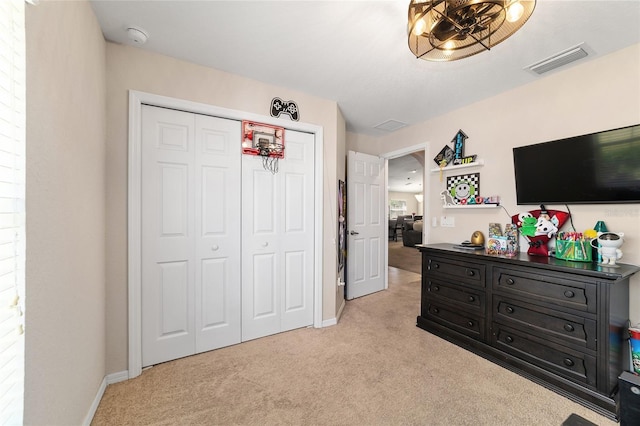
[446,172,480,204]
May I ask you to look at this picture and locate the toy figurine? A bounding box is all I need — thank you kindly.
[591,232,624,265]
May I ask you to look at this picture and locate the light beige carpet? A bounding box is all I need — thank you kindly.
[92,267,615,425]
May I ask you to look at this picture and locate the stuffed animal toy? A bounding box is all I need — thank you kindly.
[520,216,537,237]
[516,212,533,227]
[535,217,558,238]
[512,204,569,256]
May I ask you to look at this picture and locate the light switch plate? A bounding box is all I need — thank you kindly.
[441,216,455,227]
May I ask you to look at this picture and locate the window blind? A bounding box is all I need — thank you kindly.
[0,0,26,424]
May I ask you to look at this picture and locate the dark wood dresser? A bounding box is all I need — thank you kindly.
[416,243,640,420]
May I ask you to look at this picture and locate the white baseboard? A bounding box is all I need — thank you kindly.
[83,371,129,426]
[322,298,346,327]
[107,370,129,384]
[83,377,106,426]
[322,317,337,327]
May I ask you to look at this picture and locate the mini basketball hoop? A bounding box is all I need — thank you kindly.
[241,120,285,174]
[257,139,284,174]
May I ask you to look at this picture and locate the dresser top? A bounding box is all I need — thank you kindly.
[417,243,640,281]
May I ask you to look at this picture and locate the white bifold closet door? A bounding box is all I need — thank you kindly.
[241,130,315,341]
[141,105,242,367]
[140,105,314,367]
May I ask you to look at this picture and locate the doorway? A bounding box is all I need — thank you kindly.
[383,144,429,277]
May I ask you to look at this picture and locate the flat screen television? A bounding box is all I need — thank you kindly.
[513,123,640,205]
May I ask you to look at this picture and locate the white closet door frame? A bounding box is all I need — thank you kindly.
[127,90,324,379]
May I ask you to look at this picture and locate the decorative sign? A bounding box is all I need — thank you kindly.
[450,129,477,166]
[270,97,299,121]
[446,173,480,204]
[433,145,454,167]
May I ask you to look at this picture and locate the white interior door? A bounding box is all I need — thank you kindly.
[241,130,315,341]
[346,151,385,299]
[141,106,241,367]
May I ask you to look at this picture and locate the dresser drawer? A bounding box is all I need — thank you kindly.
[492,324,597,387]
[425,302,485,340]
[493,297,596,351]
[493,267,596,313]
[427,256,485,288]
[427,279,485,314]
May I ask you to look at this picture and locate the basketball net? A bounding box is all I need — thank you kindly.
[257,141,283,174]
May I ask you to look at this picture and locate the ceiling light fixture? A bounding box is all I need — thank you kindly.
[408,0,536,62]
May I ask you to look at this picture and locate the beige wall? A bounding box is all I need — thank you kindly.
[25,1,107,424]
[105,43,343,373]
[348,43,640,324]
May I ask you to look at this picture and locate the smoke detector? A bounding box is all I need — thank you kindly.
[127,27,148,45]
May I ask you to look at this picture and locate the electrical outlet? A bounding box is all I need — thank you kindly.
[441,216,455,227]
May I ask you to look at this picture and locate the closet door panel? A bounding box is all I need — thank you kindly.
[279,132,315,331]
[242,163,280,340]
[194,115,242,353]
[242,130,314,340]
[141,106,196,367]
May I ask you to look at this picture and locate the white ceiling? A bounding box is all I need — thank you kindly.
[388,153,424,193]
[89,1,640,190]
[90,1,640,137]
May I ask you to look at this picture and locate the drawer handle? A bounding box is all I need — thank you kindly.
[506,278,515,285]
[432,285,440,292]
[564,290,575,298]
[467,295,475,303]
[506,306,514,314]
[467,270,475,277]
[564,324,575,332]
[433,307,439,314]
[467,321,474,328]
[563,358,575,367]
[433,263,440,269]
[505,336,514,344]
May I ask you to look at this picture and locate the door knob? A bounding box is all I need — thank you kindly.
[349,231,359,235]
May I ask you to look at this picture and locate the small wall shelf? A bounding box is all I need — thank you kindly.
[430,159,484,173]
[443,204,501,209]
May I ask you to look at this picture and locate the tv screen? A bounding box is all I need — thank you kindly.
[513,124,640,205]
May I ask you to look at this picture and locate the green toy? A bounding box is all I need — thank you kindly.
[520,216,537,237]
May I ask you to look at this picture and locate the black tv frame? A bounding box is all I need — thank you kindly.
[513,123,640,205]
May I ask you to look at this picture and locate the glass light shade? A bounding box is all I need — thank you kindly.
[506,1,524,22]
[408,0,536,62]
[413,17,427,35]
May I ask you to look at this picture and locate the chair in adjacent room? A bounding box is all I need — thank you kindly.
[388,218,398,241]
[395,215,406,240]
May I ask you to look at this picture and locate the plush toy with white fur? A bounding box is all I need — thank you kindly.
[535,217,558,238]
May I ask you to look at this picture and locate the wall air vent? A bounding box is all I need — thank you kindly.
[525,44,590,75]
[374,119,407,132]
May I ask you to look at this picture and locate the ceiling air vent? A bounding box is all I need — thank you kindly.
[525,44,589,75]
[374,119,407,132]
